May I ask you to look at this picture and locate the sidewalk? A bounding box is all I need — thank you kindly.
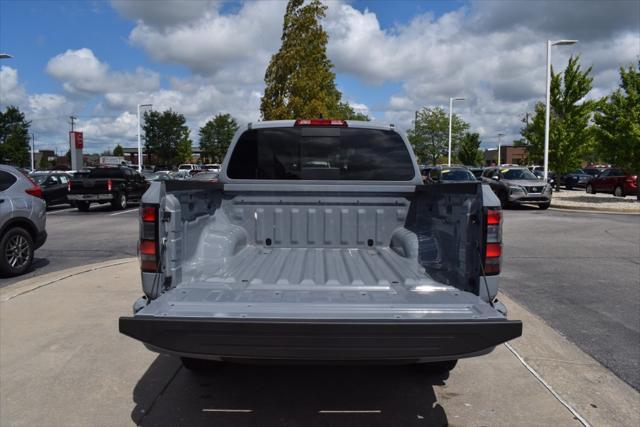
[551,188,640,213]
[1,260,638,426]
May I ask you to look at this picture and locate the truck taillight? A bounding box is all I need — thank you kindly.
[67,180,72,192]
[294,119,347,127]
[107,179,112,192]
[139,204,159,272]
[484,208,502,275]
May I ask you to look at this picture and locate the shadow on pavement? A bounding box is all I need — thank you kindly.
[132,354,449,427]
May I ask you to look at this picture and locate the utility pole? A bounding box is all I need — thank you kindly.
[69,115,77,132]
[31,133,35,171]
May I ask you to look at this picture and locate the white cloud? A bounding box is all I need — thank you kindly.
[125,1,285,77]
[46,48,160,94]
[111,0,220,28]
[0,66,26,105]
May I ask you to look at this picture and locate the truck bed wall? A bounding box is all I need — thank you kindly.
[144,181,484,300]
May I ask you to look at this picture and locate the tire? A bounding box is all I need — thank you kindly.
[111,193,127,210]
[565,183,573,190]
[614,186,624,197]
[0,227,34,277]
[76,201,91,212]
[415,359,458,374]
[586,184,595,194]
[539,202,550,210]
[181,357,222,372]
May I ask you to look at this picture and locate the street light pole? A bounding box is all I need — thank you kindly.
[544,39,577,181]
[497,133,505,166]
[448,97,465,166]
[137,103,152,172]
[31,133,35,171]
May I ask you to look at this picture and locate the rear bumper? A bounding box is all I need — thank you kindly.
[119,316,522,362]
[68,193,114,201]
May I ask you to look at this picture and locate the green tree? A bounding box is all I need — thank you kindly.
[407,107,469,165]
[336,102,370,121]
[0,106,31,166]
[143,110,192,165]
[457,132,484,166]
[113,144,124,157]
[199,114,239,163]
[594,63,640,172]
[261,0,361,120]
[521,56,598,179]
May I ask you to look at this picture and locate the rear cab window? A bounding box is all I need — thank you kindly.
[226,126,415,181]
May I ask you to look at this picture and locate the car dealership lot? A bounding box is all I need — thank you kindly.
[1,204,638,426]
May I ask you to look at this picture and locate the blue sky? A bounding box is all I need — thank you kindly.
[1,0,637,154]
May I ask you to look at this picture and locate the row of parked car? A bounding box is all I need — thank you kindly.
[420,164,639,208]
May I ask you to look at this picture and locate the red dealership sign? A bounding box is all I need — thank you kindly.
[70,131,83,149]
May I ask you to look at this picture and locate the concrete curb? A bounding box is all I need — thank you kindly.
[550,202,640,215]
[0,257,137,302]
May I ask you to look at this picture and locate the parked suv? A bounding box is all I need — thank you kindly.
[586,168,638,197]
[30,172,72,207]
[426,165,477,183]
[482,166,552,209]
[0,165,47,276]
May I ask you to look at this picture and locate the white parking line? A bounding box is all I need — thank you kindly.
[109,208,138,216]
[47,207,77,214]
[318,410,382,414]
[202,409,253,413]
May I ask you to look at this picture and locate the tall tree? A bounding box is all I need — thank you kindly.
[113,144,124,157]
[199,114,239,163]
[521,56,598,177]
[594,63,640,172]
[0,106,31,166]
[407,107,469,165]
[261,0,361,120]
[457,132,484,166]
[143,110,192,165]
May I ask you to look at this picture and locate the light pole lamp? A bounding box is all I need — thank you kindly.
[497,132,505,166]
[137,103,152,172]
[544,39,577,181]
[0,53,12,59]
[448,97,465,166]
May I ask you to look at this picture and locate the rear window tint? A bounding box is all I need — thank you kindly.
[227,127,415,181]
[88,168,127,178]
[0,170,18,191]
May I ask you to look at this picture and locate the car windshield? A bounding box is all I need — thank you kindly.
[583,169,600,176]
[178,165,191,170]
[227,126,415,181]
[440,169,476,181]
[502,168,537,180]
[31,174,50,184]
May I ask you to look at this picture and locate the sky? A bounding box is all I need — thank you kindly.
[0,0,638,156]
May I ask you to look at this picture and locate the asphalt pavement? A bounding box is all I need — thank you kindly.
[501,206,640,390]
[0,202,139,288]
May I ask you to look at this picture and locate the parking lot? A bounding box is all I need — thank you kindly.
[1,201,638,426]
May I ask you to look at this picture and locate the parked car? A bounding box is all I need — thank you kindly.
[67,166,149,211]
[189,171,219,182]
[142,172,173,182]
[582,168,602,179]
[482,166,552,209]
[559,169,592,190]
[0,165,47,277]
[202,164,221,172]
[120,119,522,373]
[426,165,477,183]
[532,170,556,188]
[30,172,72,207]
[586,168,638,197]
[178,164,200,172]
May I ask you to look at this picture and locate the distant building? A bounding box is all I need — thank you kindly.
[484,145,528,166]
[122,146,205,167]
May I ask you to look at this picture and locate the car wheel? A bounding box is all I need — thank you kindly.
[614,186,624,197]
[0,227,34,277]
[111,193,127,210]
[415,359,458,375]
[76,201,91,212]
[181,357,223,372]
[566,183,573,190]
[586,184,595,194]
[539,202,550,210]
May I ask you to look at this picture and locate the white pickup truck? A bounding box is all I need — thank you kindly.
[120,119,522,372]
